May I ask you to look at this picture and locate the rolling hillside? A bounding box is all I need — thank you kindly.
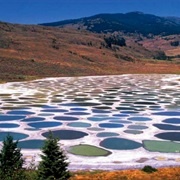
[0,19,179,82]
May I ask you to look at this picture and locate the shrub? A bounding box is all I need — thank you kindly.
[142,165,157,173]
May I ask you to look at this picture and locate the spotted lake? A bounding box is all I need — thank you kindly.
[0,74,179,170]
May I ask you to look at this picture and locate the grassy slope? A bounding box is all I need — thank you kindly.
[0,22,179,82]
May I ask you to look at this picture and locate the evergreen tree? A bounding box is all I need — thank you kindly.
[38,132,70,180]
[0,134,25,180]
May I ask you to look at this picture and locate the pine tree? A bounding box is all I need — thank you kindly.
[38,132,70,180]
[0,134,25,180]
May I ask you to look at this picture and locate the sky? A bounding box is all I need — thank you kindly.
[0,0,179,24]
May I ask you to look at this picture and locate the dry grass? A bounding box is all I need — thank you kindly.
[70,167,180,180]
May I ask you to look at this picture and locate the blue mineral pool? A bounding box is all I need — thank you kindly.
[127,117,152,121]
[0,132,29,141]
[109,120,132,124]
[41,109,68,113]
[67,122,91,128]
[42,130,88,140]
[53,116,79,121]
[124,130,143,134]
[87,117,110,121]
[153,124,180,130]
[153,111,180,116]
[28,121,62,129]
[127,125,148,130]
[18,140,45,149]
[70,108,87,111]
[155,132,180,141]
[92,109,111,114]
[99,123,124,128]
[65,112,90,116]
[0,115,26,121]
[97,132,119,137]
[0,123,19,128]
[7,110,35,115]
[100,138,142,150]
[21,117,45,122]
[163,118,180,124]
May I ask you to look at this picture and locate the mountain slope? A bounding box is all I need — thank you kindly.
[40,12,180,36]
[0,21,179,82]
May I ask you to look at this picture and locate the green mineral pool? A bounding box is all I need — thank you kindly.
[68,144,111,156]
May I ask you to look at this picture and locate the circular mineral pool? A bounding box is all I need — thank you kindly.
[163,118,180,124]
[65,112,90,116]
[127,117,152,121]
[112,114,129,117]
[41,105,58,108]
[92,109,111,114]
[127,125,148,130]
[53,116,79,121]
[0,132,29,141]
[109,120,132,124]
[153,111,180,116]
[67,122,91,128]
[0,123,20,128]
[7,110,35,115]
[0,115,26,121]
[18,140,45,149]
[68,144,111,156]
[116,107,137,111]
[155,132,180,141]
[61,102,101,106]
[100,138,142,150]
[93,106,111,110]
[87,117,109,121]
[124,130,143,134]
[41,109,68,113]
[134,101,157,105]
[87,127,105,131]
[38,113,54,116]
[143,140,180,153]
[28,121,62,129]
[97,132,119,137]
[21,117,45,122]
[153,124,180,131]
[99,123,124,128]
[70,108,87,111]
[120,111,139,114]
[42,130,88,140]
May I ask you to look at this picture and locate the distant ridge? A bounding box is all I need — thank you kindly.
[40,12,180,36]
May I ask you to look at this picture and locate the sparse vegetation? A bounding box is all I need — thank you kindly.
[104,34,126,48]
[170,41,179,46]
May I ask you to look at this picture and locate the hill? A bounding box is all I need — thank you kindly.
[40,12,180,36]
[0,21,179,82]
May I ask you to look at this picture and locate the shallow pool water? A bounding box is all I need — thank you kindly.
[42,130,88,140]
[0,132,29,141]
[100,138,142,150]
